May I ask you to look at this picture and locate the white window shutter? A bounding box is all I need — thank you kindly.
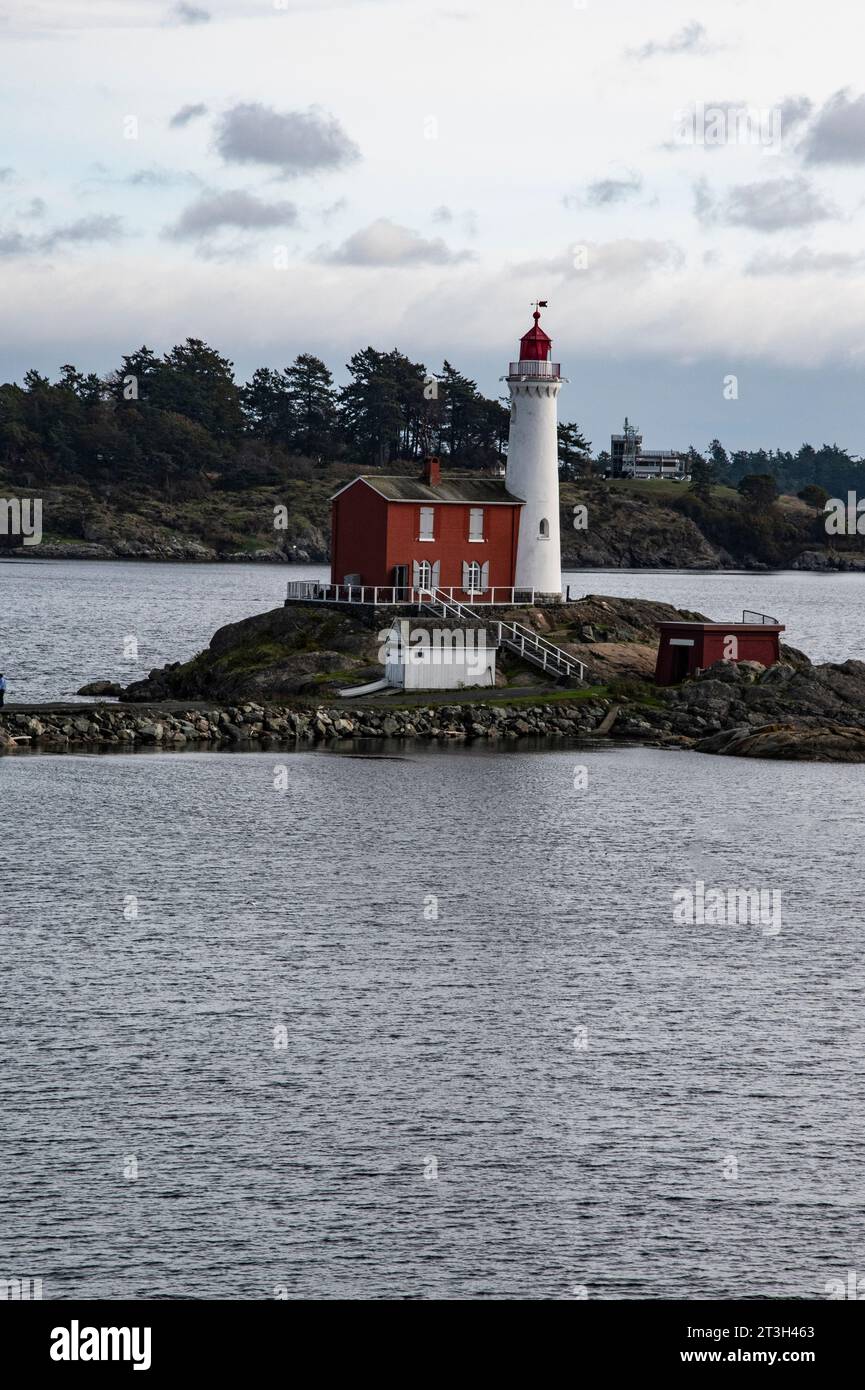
[431,560,441,591]
[480,561,489,593]
[412,560,420,588]
[462,560,470,590]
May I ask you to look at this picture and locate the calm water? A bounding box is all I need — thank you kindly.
[1,558,864,702]
[1,743,864,1300]
[2,560,865,1300]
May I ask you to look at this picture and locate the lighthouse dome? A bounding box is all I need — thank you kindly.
[518,308,552,362]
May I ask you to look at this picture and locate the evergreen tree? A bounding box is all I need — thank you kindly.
[738,473,779,508]
[155,338,243,440]
[689,453,717,502]
[707,438,730,474]
[558,421,593,480]
[797,483,829,512]
[240,367,295,443]
[283,353,337,461]
[338,348,407,468]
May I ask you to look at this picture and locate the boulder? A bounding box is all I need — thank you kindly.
[135,723,163,743]
[77,681,124,696]
[695,721,865,761]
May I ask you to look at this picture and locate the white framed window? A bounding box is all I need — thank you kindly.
[539,517,550,538]
[462,559,489,595]
[419,505,435,540]
[468,507,484,541]
[416,559,433,591]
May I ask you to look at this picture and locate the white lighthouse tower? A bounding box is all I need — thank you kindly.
[504,303,566,600]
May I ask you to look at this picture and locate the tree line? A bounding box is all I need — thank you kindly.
[1,335,860,501]
[0,338,521,496]
[692,439,863,500]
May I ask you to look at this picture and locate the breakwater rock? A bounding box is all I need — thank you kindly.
[665,656,865,760]
[694,722,865,760]
[0,697,693,755]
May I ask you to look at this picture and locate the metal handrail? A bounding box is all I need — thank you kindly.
[423,590,586,682]
[742,610,780,625]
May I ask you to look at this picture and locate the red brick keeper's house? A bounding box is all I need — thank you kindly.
[330,457,525,600]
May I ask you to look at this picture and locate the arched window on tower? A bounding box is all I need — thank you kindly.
[539,517,550,538]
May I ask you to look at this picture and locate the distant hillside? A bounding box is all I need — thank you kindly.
[3,333,863,569]
[1,470,860,571]
[560,479,860,571]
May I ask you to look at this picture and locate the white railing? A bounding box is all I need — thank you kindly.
[421,590,586,683]
[493,618,585,681]
[507,360,561,379]
[286,580,537,606]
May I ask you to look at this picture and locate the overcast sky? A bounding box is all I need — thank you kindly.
[2,0,865,452]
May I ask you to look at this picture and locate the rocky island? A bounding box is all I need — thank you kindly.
[3,593,865,761]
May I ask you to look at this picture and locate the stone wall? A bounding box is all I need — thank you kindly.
[0,698,685,754]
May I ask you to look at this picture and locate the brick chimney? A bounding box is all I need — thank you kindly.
[422,456,441,487]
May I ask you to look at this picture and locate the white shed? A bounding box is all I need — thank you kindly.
[383,617,497,690]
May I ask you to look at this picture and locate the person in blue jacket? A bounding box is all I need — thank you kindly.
[0,673,6,708]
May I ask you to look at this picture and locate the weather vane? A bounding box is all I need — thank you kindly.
[531,299,549,313]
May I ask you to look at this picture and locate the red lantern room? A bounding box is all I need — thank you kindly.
[519,306,552,361]
[507,301,561,381]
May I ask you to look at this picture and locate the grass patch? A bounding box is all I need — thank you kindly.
[219,640,291,673]
[306,668,361,684]
[605,676,664,707]
[606,478,741,502]
[362,685,612,711]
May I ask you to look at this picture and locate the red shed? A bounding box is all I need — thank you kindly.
[655,614,785,685]
[330,458,525,601]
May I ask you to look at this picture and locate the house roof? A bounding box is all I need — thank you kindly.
[331,474,524,505]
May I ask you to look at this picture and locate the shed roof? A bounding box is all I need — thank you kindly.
[331,474,524,505]
[387,615,496,635]
[656,621,785,633]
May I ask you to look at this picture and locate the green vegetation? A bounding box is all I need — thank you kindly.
[565,475,843,569]
[1,333,861,568]
[608,478,737,502]
[221,641,292,673]
[365,686,611,711]
[0,337,514,495]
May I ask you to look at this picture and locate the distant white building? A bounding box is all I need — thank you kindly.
[611,417,687,480]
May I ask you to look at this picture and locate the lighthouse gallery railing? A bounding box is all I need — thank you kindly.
[507,360,561,379]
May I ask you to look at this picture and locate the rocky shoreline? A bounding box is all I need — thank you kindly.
[7,591,865,762]
[0,698,653,754]
[6,651,865,761]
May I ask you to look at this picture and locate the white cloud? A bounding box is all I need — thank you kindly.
[800,89,865,165]
[170,2,210,23]
[629,20,720,61]
[164,188,298,239]
[695,175,838,232]
[214,103,361,178]
[169,102,209,129]
[320,218,474,266]
[745,247,865,276]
